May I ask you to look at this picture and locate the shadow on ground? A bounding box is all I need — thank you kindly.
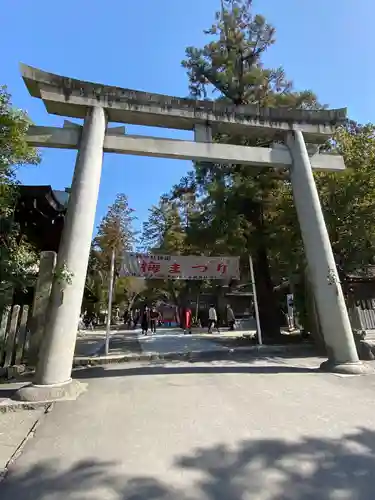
[95,334,143,356]
[1,427,375,499]
[73,360,316,380]
[0,387,17,399]
[211,335,314,349]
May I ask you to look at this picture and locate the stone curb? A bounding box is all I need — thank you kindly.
[73,344,316,368]
[0,400,52,414]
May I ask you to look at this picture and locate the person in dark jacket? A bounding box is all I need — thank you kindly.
[133,308,140,329]
[149,306,159,334]
[141,306,150,335]
[226,304,235,331]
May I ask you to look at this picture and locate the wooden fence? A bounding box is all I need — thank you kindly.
[350,300,375,331]
[0,304,32,369]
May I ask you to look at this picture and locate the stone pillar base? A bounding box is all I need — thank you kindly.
[320,359,374,375]
[12,379,87,403]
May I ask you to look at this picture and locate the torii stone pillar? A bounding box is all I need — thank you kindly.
[15,106,106,401]
[287,130,365,373]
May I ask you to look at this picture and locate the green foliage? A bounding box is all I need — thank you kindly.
[140,1,375,335]
[182,0,321,110]
[318,124,375,272]
[141,195,186,254]
[113,276,146,310]
[269,123,375,279]
[141,196,186,307]
[0,86,39,211]
[83,249,106,313]
[54,262,74,286]
[141,191,207,308]
[180,0,326,335]
[85,193,137,312]
[94,193,136,267]
[138,1,328,327]
[0,86,40,305]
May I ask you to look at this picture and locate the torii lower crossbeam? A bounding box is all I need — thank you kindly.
[26,125,345,172]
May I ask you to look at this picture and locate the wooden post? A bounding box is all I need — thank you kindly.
[0,306,11,362]
[4,305,20,367]
[15,305,29,365]
[23,306,34,357]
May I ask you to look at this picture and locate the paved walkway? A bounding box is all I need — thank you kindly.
[118,327,251,356]
[74,329,109,357]
[140,330,224,354]
[0,381,45,478]
[75,326,259,360]
[1,356,375,498]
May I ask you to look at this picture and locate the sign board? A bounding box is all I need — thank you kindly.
[120,253,240,280]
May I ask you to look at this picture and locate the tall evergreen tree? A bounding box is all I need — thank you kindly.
[141,195,186,254]
[181,0,324,338]
[94,193,136,270]
[141,196,188,307]
[86,193,136,311]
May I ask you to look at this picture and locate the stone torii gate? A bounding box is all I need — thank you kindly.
[15,64,369,401]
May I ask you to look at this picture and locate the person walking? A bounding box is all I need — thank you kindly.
[149,306,159,334]
[127,309,133,329]
[123,309,129,326]
[84,312,94,330]
[208,305,219,334]
[78,313,85,332]
[226,304,235,331]
[183,305,192,335]
[133,308,140,329]
[286,294,295,332]
[141,306,150,335]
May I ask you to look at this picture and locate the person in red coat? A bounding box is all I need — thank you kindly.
[183,306,192,335]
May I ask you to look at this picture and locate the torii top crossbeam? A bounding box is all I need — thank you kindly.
[20,64,346,144]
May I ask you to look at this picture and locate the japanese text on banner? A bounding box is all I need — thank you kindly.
[120,253,240,280]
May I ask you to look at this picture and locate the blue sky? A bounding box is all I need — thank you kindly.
[2,0,374,235]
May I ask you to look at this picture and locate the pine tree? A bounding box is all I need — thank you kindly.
[181,0,324,338]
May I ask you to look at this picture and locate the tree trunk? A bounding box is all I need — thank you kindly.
[167,282,182,326]
[247,201,281,341]
[252,243,282,340]
[126,293,140,313]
